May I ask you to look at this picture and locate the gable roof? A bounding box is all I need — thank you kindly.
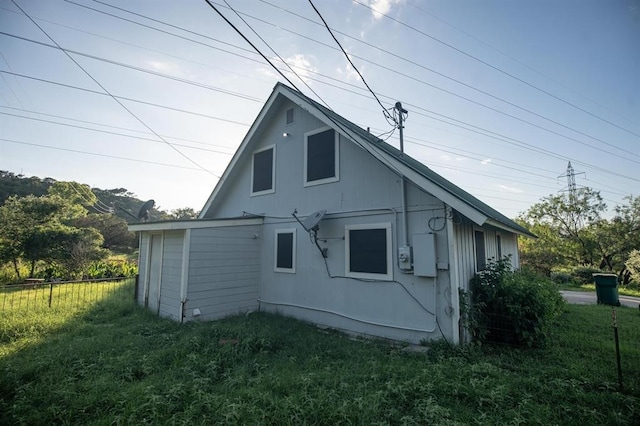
[200,82,535,238]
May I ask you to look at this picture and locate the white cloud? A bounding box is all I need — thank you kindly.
[336,54,361,81]
[360,0,402,20]
[481,158,492,165]
[497,184,524,194]
[281,53,317,84]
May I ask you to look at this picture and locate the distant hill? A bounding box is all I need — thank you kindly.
[0,170,169,223]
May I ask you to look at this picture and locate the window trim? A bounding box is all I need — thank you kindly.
[303,126,339,187]
[285,108,294,126]
[345,223,393,281]
[250,144,276,196]
[274,228,296,273]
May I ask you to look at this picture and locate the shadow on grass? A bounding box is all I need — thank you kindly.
[1,293,639,425]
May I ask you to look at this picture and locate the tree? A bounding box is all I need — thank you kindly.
[167,207,199,220]
[520,188,606,271]
[74,213,137,253]
[0,194,90,278]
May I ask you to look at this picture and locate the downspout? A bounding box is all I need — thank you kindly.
[445,205,461,344]
[179,229,191,323]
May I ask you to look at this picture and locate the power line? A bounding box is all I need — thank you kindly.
[0,105,241,151]
[352,0,640,141]
[50,3,636,162]
[203,0,303,92]
[221,0,332,109]
[1,137,207,171]
[5,66,639,188]
[0,111,236,155]
[9,0,217,176]
[0,70,252,127]
[307,0,395,125]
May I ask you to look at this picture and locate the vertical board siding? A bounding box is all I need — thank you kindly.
[137,233,149,304]
[158,231,184,320]
[185,225,261,321]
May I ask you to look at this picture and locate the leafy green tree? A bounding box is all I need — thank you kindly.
[167,207,199,220]
[74,213,137,253]
[0,195,90,278]
[519,188,606,272]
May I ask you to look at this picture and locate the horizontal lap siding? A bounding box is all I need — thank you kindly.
[186,225,261,321]
[159,231,184,320]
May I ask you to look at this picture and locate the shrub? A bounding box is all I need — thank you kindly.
[570,266,602,285]
[465,257,565,347]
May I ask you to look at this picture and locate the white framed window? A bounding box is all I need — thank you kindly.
[304,127,339,186]
[345,223,393,280]
[274,228,296,273]
[251,145,275,196]
[286,108,294,125]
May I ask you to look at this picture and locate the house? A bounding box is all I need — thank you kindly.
[129,82,534,344]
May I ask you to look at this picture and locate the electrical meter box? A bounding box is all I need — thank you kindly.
[413,233,437,277]
[398,245,413,271]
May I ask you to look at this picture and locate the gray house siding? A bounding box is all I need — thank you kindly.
[158,231,184,321]
[184,225,261,322]
[136,233,149,303]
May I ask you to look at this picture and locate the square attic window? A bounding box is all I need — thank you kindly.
[286,108,294,125]
[304,127,339,186]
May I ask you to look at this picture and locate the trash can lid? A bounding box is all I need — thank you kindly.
[592,273,617,277]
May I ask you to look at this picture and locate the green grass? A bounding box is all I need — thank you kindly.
[1,289,639,425]
[562,282,640,298]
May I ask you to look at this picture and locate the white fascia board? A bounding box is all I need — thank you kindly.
[485,218,536,238]
[128,217,263,232]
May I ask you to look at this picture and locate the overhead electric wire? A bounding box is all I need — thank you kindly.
[253,0,638,158]
[202,0,303,92]
[1,137,206,171]
[352,0,640,140]
[5,66,639,188]
[404,0,640,129]
[53,2,635,161]
[307,0,395,124]
[10,0,217,176]
[0,70,252,127]
[221,0,332,109]
[1,111,235,155]
[0,105,241,150]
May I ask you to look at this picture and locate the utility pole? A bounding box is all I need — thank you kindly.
[558,161,585,228]
[395,101,408,154]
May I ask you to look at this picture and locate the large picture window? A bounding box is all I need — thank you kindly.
[304,127,339,186]
[345,223,393,280]
[275,228,296,273]
[251,145,275,195]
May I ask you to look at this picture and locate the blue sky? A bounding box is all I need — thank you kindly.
[1,0,638,218]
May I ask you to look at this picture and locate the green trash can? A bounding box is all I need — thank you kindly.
[592,273,620,306]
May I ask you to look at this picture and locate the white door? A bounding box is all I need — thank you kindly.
[146,234,162,313]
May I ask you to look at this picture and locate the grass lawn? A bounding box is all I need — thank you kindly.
[1,290,639,425]
[563,282,640,298]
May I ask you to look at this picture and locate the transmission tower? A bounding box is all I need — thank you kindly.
[558,161,585,228]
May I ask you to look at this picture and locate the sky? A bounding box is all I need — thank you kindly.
[1,0,639,218]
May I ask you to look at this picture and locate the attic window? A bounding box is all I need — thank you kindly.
[274,228,296,273]
[345,223,393,281]
[304,127,339,186]
[251,145,275,195]
[286,108,294,125]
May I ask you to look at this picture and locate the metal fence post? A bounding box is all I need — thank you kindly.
[48,282,54,308]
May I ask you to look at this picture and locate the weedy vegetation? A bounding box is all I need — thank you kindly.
[0,282,638,425]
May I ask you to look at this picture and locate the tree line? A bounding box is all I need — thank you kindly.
[516,188,640,285]
[0,171,199,282]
